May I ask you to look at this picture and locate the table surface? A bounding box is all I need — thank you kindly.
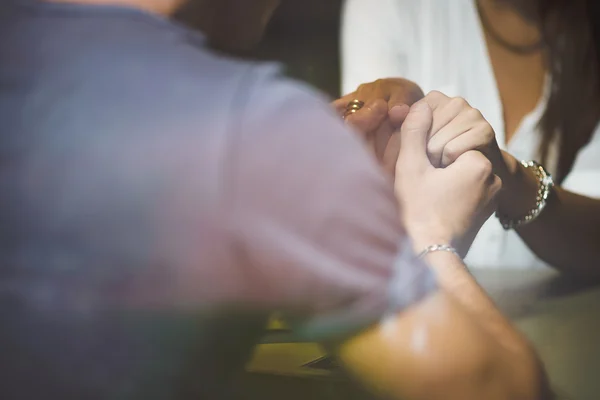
[248,269,600,400]
[472,269,600,400]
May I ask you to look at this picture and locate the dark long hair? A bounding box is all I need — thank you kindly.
[535,0,600,182]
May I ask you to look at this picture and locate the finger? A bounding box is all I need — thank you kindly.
[428,130,466,168]
[428,96,468,139]
[437,130,485,168]
[438,125,495,168]
[420,90,451,113]
[388,83,424,109]
[397,101,433,173]
[388,104,410,127]
[332,92,358,115]
[344,99,388,135]
[449,150,494,184]
[382,132,402,176]
[427,109,478,167]
[372,119,395,162]
[365,132,378,158]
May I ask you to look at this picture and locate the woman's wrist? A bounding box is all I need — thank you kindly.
[496,151,539,220]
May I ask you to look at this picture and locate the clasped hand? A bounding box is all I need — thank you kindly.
[334,79,507,255]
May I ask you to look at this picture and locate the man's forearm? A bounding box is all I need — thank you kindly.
[422,251,549,399]
[423,251,531,354]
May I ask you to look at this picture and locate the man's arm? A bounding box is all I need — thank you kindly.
[333,255,547,400]
[330,103,550,400]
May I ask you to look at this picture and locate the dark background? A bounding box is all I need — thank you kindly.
[252,1,344,98]
[178,1,344,99]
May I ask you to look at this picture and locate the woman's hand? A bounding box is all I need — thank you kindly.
[395,102,502,255]
[333,78,425,114]
[331,78,424,174]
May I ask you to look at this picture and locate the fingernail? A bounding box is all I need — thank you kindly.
[390,105,409,118]
[390,104,409,112]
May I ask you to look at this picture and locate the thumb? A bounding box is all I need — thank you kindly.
[397,101,433,172]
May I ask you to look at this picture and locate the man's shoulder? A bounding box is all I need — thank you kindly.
[6,7,301,122]
[117,40,333,136]
[94,33,322,121]
[87,32,275,105]
[55,31,310,136]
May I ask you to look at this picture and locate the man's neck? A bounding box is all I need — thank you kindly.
[44,0,186,16]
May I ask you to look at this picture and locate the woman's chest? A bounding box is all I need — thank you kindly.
[411,0,547,154]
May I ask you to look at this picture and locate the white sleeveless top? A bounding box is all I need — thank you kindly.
[341,0,600,269]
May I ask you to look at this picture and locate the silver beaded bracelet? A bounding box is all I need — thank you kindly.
[417,244,460,260]
[496,160,554,231]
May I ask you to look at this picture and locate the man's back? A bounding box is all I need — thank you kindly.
[0,2,278,398]
[0,2,414,399]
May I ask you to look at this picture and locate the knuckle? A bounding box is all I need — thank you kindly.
[482,125,495,141]
[473,120,495,142]
[424,90,450,108]
[464,151,492,174]
[356,82,369,93]
[450,96,469,109]
[426,90,446,99]
[478,157,494,176]
[371,98,388,111]
[465,107,483,120]
[460,150,479,162]
[388,77,405,85]
[427,140,444,157]
[443,142,461,161]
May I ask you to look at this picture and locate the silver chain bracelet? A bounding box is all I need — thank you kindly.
[417,244,460,260]
[496,160,554,230]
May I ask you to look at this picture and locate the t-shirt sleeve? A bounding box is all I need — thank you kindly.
[227,68,437,341]
[340,0,418,95]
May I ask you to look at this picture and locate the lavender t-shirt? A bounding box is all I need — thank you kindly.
[0,1,436,399]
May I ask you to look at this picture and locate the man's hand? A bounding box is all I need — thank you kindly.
[332,78,424,175]
[394,102,502,254]
[418,91,512,174]
[417,91,536,224]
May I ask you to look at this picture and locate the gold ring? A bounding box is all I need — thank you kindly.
[343,99,365,119]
